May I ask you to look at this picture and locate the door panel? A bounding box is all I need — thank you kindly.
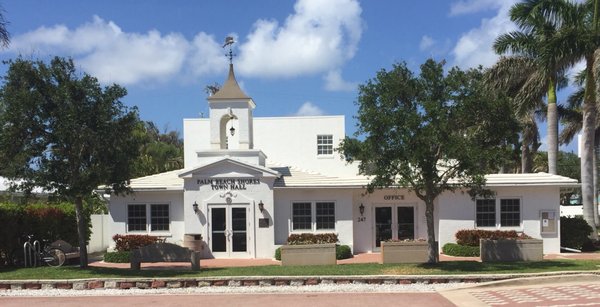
[211,207,227,252]
[231,207,247,252]
[375,207,392,248]
[397,206,415,240]
[209,205,249,257]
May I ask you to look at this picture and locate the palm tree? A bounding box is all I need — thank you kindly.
[494,0,573,175]
[545,0,600,237]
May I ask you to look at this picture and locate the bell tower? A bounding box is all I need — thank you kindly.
[207,38,255,150]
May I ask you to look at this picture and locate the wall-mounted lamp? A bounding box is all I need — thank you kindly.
[229,125,236,136]
[258,200,264,213]
[192,201,199,213]
[359,203,365,216]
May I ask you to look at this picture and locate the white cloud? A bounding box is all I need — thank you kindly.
[323,70,356,92]
[294,101,325,116]
[237,0,363,78]
[419,35,435,51]
[449,0,505,16]
[451,0,518,69]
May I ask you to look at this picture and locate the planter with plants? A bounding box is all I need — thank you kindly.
[448,229,543,262]
[381,239,429,264]
[280,233,338,266]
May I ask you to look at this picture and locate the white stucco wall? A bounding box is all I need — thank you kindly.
[437,186,561,254]
[273,188,354,251]
[184,116,359,177]
[107,191,185,250]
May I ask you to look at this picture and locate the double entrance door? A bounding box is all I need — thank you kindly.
[208,204,249,258]
[374,205,416,251]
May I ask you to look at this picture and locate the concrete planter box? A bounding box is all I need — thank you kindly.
[480,239,543,262]
[381,241,429,264]
[280,243,336,266]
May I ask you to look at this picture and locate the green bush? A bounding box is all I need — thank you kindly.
[442,243,480,257]
[561,216,593,250]
[112,234,160,252]
[287,233,338,245]
[103,251,131,263]
[336,244,352,260]
[274,247,281,260]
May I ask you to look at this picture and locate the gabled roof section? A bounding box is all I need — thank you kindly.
[208,64,250,100]
[179,157,280,179]
[123,169,184,191]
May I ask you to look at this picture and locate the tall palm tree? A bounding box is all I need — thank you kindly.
[494,0,573,175]
[546,0,600,237]
[0,7,9,48]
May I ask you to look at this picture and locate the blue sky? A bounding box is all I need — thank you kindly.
[0,0,580,152]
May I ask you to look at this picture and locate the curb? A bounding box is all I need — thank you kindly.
[1,271,599,291]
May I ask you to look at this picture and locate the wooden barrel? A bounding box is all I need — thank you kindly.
[183,234,203,252]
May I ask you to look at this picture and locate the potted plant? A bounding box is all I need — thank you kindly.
[381,239,429,264]
[280,233,337,266]
[480,233,543,262]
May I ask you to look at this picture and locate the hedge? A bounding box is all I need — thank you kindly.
[287,233,338,245]
[442,243,480,257]
[455,229,525,246]
[103,251,131,263]
[112,234,161,252]
[560,216,593,250]
[0,202,88,265]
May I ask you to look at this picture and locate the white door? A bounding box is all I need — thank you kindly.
[208,204,250,258]
[373,205,416,252]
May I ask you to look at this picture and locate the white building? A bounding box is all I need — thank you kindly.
[107,64,578,258]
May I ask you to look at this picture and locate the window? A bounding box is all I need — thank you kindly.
[127,203,170,233]
[291,201,336,231]
[317,135,333,155]
[475,198,521,228]
[500,199,520,227]
[292,202,312,230]
[128,204,147,231]
[316,202,335,230]
[476,199,496,227]
[151,204,170,231]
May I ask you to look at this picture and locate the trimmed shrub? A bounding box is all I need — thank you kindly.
[455,229,523,246]
[561,216,593,250]
[287,233,338,245]
[112,234,160,252]
[274,247,281,261]
[442,243,480,257]
[103,251,131,263]
[336,244,352,260]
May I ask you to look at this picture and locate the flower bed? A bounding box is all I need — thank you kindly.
[280,233,338,266]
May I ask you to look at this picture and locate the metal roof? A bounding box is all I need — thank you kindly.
[207,64,250,100]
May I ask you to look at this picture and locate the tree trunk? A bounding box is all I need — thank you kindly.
[424,195,438,263]
[74,196,89,268]
[594,132,600,227]
[546,79,558,175]
[521,143,531,173]
[582,54,598,240]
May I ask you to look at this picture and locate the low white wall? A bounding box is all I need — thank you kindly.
[88,214,110,253]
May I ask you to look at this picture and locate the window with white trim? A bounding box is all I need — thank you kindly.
[317,135,333,155]
[291,201,336,231]
[292,202,312,231]
[475,198,521,228]
[500,199,520,227]
[476,199,495,227]
[127,203,170,233]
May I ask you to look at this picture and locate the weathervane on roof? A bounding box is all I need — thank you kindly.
[223,36,236,64]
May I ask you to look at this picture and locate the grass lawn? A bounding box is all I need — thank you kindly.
[0,260,599,280]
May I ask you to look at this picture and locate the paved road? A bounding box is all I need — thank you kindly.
[440,276,600,306]
[0,292,455,307]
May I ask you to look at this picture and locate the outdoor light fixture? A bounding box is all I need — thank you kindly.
[230,125,235,136]
[192,201,199,213]
[359,203,365,216]
[258,200,265,213]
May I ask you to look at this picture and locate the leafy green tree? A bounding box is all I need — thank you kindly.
[339,59,519,263]
[0,57,143,267]
[133,121,183,177]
